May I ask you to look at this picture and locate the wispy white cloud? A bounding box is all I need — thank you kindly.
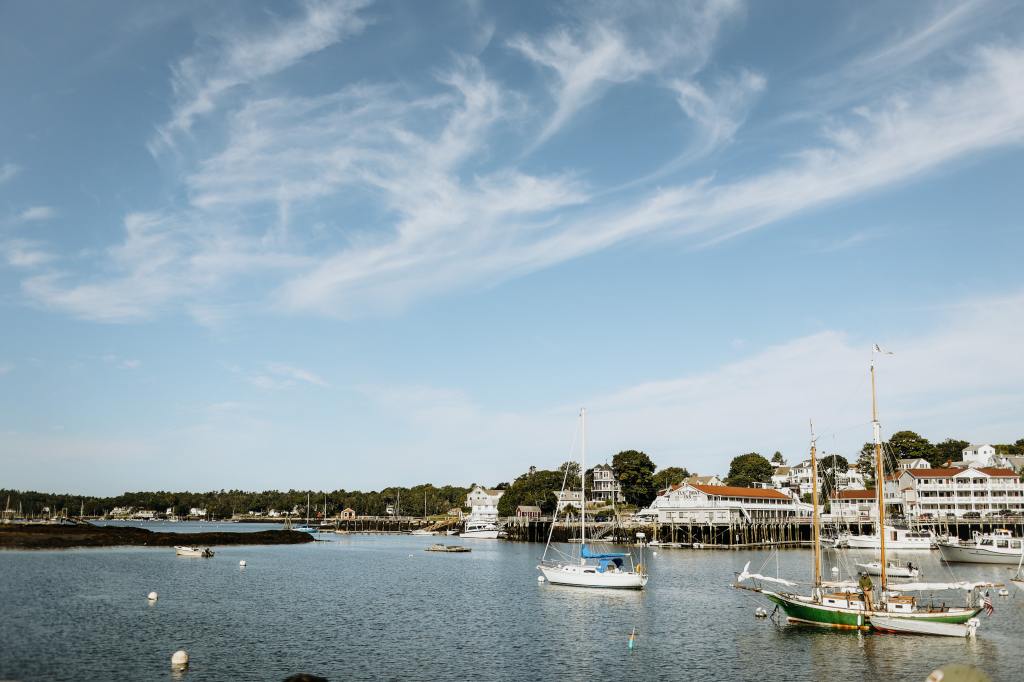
[16,206,56,222]
[0,162,19,185]
[1,239,55,268]
[509,0,743,149]
[237,362,329,390]
[668,68,765,157]
[149,0,371,154]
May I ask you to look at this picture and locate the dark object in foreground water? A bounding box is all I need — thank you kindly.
[0,523,315,549]
[283,675,328,682]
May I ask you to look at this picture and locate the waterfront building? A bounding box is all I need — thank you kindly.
[897,458,930,470]
[884,466,1024,518]
[516,505,542,519]
[189,507,207,517]
[589,464,624,503]
[554,489,583,513]
[130,509,156,520]
[829,489,876,519]
[639,483,800,523]
[465,485,504,522]
[340,507,356,520]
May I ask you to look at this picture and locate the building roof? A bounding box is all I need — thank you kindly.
[900,467,1017,479]
[965,443,991,450]
[690,483,790,500]
[685,475,721,484]
[773,467,791,475]
[592,463,613,471]
[516,505,542,513]
[831,489,875,500]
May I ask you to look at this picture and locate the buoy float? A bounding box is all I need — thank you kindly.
[628,626,637,651]
[171,650,189,669]
[147,591,158,601]
[239,560,247,567]
[755,607,768,618]
[998,588,1009,597]
[652,551,658,557]
[537,576,545,583]
[831,566,839,574]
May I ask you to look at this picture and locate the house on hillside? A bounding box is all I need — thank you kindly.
[590,464,624,503]
[830,489,876,519]
[897,458,930,470]
[884,466,1024,518]
[465,485,504,522]
[554,490,583,513]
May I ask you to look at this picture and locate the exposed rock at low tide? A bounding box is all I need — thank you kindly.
[0,523,315,549]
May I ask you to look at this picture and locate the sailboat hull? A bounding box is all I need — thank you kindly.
[764,591,980,629]
[539,564,647,590]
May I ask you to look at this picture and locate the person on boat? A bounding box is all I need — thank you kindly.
[859,572,874,610]
[907,560,915,573]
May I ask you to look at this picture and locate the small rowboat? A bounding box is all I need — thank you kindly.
[870,616,978,637]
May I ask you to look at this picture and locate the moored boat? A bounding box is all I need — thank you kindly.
[845,526,934,550]
[175,546,214,557]
[460,519,505,539]
[856,560,919,578]
[937,529,1024,564]
[870,615,979,637]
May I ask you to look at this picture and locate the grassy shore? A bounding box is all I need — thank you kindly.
[0,523,315,549]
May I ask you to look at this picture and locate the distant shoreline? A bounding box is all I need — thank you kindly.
[0,523,315,550]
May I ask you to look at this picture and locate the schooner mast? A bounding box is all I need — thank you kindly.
[871,353,888,593]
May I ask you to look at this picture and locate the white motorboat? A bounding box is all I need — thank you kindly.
[537,408,648,590]
[175,546,214,557]
[410,528,436,536]
[844,526,934,550]
[937,529,1024,564]
[460,520,505,539]
[870,615,979,638]
[856,561,919,578]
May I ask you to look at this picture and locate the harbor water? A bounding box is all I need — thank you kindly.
[1,525,1022,681]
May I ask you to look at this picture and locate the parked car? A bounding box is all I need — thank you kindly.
[996,509,1015,517]
[918,513,934,520]
[945,513,957,519]
[963,511,981,519]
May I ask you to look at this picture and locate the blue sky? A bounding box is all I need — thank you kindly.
[2,0,1023,495]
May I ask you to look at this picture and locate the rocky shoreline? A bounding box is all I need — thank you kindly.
[0,523,315,549]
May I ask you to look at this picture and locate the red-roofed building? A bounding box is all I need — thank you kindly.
[829,489,877,519]
[884,466,1024,519]
[637,482,804,524]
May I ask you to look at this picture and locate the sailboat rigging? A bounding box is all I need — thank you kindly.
[537,408,648,590]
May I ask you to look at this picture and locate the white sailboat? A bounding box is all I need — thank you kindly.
[538,408,648,590]
[294,493,317,533]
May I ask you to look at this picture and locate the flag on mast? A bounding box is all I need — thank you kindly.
[872,344,894,355]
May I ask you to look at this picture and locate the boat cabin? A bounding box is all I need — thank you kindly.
[885,595,915,614]
[821,592,866,610]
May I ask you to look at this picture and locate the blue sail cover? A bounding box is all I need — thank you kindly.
[581,544,629,559]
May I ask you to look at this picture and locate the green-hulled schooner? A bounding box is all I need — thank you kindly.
[736,348,984,630]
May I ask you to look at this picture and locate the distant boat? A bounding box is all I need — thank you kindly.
[856,561,920,578]
[410,528,436,536]
[175,546,214,558]
[843,526,934,550]
[460,520,505,539]
[294,493,317,533]
[938,529,1024,564]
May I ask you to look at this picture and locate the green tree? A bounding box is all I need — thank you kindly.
[612,450,657,507]
[932,439,969,467]
[817,454,849,494]
[770,451,785,466]
[856,442,876,487]
[496,465,575,516]
[652,466,690,492]
[725,452,772,488]
[887,430,935,465]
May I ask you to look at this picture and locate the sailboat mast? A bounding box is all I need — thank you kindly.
[810,422,822,589]
[871,358,888,592]
[581,408,586,549]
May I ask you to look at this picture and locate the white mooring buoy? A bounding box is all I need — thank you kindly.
[537,576,545,583]
[831,566,839,575]
[147,591,158,602]
[239,560,247,567]
[652,551,658,557]
[171,650,189,670]
[755,607,768,619]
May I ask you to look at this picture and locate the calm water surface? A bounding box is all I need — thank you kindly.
[2,523,1022,681]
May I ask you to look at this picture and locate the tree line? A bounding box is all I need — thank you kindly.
[0,484,472,519]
